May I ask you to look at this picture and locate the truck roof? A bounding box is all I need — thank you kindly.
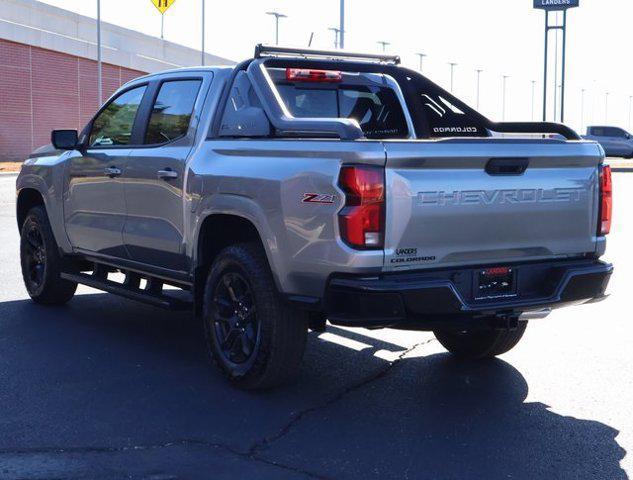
[128,65,234,84]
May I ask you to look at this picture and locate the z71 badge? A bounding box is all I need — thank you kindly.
[301,193,336,204]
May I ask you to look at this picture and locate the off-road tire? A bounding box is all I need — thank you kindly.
[202,242,308,390]
[434,322,528,359]
[20,206,77,305]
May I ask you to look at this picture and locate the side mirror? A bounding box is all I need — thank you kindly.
[51,129,79,150]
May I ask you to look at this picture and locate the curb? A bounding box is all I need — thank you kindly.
[0,172,18,177]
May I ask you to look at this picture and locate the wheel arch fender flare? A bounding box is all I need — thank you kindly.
[16,171,74,250]
[192,195,287,294]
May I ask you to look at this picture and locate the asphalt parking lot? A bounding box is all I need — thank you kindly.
[0,171,631,480]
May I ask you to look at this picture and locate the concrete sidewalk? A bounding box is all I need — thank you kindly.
[606,157,633,172]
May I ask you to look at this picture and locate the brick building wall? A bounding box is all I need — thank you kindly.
[0,38,145,161]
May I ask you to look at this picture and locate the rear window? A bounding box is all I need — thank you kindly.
[274,81,409,139]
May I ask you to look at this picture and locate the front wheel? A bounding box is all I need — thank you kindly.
[202,243,308,390]
[20,206,77,305]
[434,322,527,359]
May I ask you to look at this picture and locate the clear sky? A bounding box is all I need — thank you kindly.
[40,0,633,132]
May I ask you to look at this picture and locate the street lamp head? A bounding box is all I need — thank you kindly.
[266,11,287,18]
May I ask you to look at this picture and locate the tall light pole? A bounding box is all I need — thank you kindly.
[448,62,457,93]
[416,53,427,72]
[97,0,102,105]
[531,80,536,121]
[377,41,390,52]
[552,17,559,121]
[581,88,586,133]
[475,69,483,110]
[502,75,510,121]
[201,0,205,65]
[339,0,345,49]
[605,92,609,123]
[629,95,632,131]
[328,27,340,49]
[266,11,287,45]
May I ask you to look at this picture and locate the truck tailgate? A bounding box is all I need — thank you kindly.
[383,140,603,271]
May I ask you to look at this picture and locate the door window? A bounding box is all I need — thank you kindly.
[604,127,624,138]
[144,80,202,144]
[89,86,147,147]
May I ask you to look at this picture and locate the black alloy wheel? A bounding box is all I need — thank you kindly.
[211,271,261,369]
[22,222,47,293]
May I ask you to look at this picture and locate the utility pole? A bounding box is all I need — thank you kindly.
[605,92,609,123]
[475,69,483,110]
[161,15,164,39]
[629,95,632,131]
[448,62,457,93]
[201,0,205,65]
[339,0,345,49]
[328,27,340,49]
[266,11,287,45]
[97,0,102,105]
[416,53,427,72]
[377,41,390,52]
[502,75,510,121]
[531,80,536,121]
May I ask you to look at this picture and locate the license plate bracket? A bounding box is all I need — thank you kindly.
[474,267,517,300]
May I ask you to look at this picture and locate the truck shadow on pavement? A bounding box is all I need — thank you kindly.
[0,293,627,480]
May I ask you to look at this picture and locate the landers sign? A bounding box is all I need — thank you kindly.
[533,0,579,10]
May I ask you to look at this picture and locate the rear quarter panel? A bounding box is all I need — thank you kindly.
[188,140,386,298]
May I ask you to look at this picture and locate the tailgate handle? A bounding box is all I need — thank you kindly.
[486,158,529,176]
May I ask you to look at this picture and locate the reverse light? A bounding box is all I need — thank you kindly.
[338,166,385,249]
[286,68,343,83]
[599,165,612,235]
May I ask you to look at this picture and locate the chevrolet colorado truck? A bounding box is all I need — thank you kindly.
[16,46,613,389]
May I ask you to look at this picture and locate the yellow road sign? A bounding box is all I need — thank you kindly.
[151,0,176,15]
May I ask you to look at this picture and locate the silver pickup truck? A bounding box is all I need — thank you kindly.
[16,46,613,389]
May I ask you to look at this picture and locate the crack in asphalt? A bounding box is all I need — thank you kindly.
[247,337,437,465]
[0,439,324,480]
[0,339,436,480]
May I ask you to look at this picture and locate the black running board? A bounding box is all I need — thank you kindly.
[61,271,192,311]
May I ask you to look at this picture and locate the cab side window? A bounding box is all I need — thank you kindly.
[144,80,202,145]
[89,86,147,147]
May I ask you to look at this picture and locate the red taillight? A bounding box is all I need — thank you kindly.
[286,68,342,83]
[599,165,612,235]
[338,166,385,249]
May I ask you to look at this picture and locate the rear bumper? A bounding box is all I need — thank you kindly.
[324,259,612,329]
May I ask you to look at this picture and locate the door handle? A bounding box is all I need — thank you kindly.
[485,158,529,176]
[104,166,122,177]
[157,169,178,180]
